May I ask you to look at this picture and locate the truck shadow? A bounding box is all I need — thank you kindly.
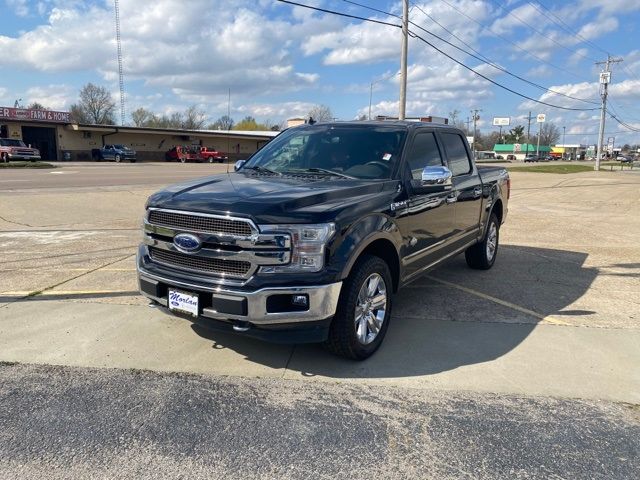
[190,245,597,378]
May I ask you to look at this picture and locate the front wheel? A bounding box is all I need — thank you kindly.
[465,213,499,270]
[324,255,392,360]
[114,154,121,163]
[1,153,8,163]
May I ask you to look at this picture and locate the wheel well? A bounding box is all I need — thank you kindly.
[492,199,503,224]
[357,239,400,292]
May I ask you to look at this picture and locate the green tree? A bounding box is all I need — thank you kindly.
[27,102,48,110]
[131,107,154,127]
[504,125,525,143]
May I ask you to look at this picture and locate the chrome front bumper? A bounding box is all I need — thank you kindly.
[138,266,342,326]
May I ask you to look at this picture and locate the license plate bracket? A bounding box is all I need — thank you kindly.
[168,289,199,317]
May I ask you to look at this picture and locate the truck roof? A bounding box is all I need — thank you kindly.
[291,120,458,131]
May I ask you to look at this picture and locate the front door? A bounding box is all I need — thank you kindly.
[397,130,455,279]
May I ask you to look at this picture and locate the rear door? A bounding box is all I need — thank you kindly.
[438,131,483,246]
[398,129,455,278]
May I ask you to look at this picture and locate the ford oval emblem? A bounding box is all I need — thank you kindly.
[173,233,202,252]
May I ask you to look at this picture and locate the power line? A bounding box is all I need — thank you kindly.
[279,0,600,112]
[435,0,595,84]
[276,0,400,28]
[408,3,599,105]
[488,0,595,63]
[408,30,599,111]
[342,0,599,106]
[529,1,610,56]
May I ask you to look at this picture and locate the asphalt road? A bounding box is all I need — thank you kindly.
[1,163,639,478]
[1,363,638,480]
[0,161,229,191]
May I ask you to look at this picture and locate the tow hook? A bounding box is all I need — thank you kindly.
[232,321,251,332]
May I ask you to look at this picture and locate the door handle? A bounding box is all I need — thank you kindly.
[473,187,482,198]
[446,193,458,204]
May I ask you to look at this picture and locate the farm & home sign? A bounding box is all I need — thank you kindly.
[0,107,71,123]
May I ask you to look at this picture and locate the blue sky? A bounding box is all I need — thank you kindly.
[1,0,639,145]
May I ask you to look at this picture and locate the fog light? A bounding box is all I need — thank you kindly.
[291,294,308,307]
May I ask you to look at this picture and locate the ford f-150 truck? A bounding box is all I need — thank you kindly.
[0,138,41,162]
[91,144,137,162]
[138,122,509,359]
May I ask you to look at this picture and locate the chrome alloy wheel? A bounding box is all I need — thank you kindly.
[486,222,498,262]
[354,273,388,345]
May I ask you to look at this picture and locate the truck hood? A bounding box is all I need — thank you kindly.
[146,172,395,224]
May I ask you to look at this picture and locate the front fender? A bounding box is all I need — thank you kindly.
[326,213,402,280]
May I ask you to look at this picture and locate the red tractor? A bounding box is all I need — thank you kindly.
[165,146,228,163]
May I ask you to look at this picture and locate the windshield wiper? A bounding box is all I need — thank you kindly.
[290,168,356,179]
[243,165,281,175]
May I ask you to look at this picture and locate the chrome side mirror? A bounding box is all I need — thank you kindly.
[421,166,452,187]
[234,160,246,171]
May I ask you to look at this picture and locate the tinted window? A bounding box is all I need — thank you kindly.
[245,126,407,180]
[406,132,443,180]
[441,133,472,176]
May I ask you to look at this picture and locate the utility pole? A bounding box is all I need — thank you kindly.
[470,109,482,155]
[525,111,534,157]
[536,121,541,157]
[562,126,566,160]
[595,55,623,171]
[114,0,126,126]
[399,0,409,120]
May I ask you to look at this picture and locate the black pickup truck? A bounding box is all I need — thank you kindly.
[138,122,509,359]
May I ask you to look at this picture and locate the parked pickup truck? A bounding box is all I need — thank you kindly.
[138,122,509,359]
[166,146,228,163]
[91,144,137,162]
[0,138,41,162]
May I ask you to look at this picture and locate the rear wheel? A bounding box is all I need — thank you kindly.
[114,154,121,163]
[465,213,499,270]
[324,255,392,360]
[180,157,187,163]
[1,153,8,163]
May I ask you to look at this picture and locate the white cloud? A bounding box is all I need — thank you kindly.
[24,84,75,110]
[577,17,618,40]
[6,0,29,17]
[236,101,316,119]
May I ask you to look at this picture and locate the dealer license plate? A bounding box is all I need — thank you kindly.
[168,290,199,317]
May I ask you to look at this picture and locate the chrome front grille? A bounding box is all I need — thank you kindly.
[149,247,251,277]
[148,210,253,237]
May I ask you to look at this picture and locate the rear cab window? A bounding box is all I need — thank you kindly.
[440,132,473,176]
[405,130,444,180]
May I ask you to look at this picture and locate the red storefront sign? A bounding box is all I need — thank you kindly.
[0,107,71,123]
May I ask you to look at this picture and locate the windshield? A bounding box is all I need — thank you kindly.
[243,125,406,179]
[113,144,129,150]
[0,139,27,147]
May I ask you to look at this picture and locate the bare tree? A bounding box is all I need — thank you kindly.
[71,83,116,124]
[307,104,333,123]
[131,107,153,127]
[208,115,234,130]
[536,122,561,146]
[182,105,207,130]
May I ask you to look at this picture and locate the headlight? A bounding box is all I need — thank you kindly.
[258,223,335,273]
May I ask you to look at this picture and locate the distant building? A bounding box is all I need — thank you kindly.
[493,143,551,161]
[554,144,588,161]
[286,117,306,128]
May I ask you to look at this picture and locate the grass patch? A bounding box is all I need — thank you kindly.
[0,161,55,169]
[507,164,595,174]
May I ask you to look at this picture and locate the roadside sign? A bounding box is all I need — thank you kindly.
[536,114,546,123]
[514,143,521,152]
[492,117,510,126]
[600,72,611,84]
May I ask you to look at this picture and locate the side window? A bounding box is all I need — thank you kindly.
[406,132,443,180]
[441,133,472,176]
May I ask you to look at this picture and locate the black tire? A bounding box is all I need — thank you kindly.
[324,254,393,360]
[1,153,8,163]
[115,154,121,163]
[218,158,223,163]
[130,158,136,163]
[465,213,499,270]
[180,157,187,163]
